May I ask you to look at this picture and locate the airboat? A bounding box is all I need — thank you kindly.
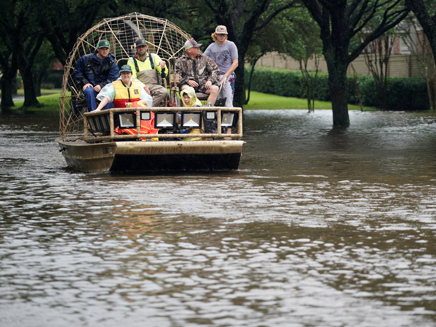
[56,13,244,173]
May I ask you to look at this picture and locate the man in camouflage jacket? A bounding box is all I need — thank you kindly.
[175,39,220,105]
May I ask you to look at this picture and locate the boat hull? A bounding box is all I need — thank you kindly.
[57,139,244,173]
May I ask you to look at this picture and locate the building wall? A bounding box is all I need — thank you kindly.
[256,52,425,78]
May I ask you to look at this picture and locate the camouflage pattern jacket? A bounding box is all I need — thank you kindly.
[175,53,220,91]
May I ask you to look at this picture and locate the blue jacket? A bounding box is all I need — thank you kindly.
[74,51,119,88]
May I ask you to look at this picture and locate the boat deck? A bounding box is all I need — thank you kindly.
[57,106,244,173]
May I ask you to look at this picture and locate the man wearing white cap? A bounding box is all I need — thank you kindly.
[204,25,238,107]
[175,39,220,106]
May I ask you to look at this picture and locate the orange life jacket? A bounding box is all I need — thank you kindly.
[112,80,158,137]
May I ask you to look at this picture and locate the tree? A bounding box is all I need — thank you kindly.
[0,0,118,111]
[358,25,398,109]
[398,13,436,110]
[16,32,45,108]
[244,8,323,111]
[244,13,299,104]
[0,32,18,111]
[278,10,323,111]
[33,40,58,96]
[406,0,436,65]
[302,0,409,127]
[121,0,196,32]
[405,0,436,110]
[245,45,268,105]
[37,0,118,66]
[0,0,45,108]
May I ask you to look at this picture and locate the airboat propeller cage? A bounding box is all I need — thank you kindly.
[59,12,192,139]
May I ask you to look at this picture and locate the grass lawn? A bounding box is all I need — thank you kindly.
[5,89,375,115]
[7,90,62,117]
[12,88,60,97]
[244,91,375,111]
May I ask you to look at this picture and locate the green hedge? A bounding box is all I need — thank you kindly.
[245,66,429,110]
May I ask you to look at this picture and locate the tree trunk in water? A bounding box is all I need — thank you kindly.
[234,54,245,108]
[327,61,350,127]
[1,74,16,111]
[21,67,40,108]
[0,52,17,112]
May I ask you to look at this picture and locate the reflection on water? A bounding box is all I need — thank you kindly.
[1,110,436,326]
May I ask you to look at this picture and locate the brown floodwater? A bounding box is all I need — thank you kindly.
[1,109,436,327]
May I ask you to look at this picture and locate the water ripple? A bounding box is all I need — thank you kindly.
[1,110,436,326]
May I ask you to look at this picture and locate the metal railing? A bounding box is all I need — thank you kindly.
[83,106,243,142]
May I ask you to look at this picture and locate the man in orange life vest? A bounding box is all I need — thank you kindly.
[95,65,157,135]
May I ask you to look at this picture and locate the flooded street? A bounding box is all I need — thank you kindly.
[1,109,436,326]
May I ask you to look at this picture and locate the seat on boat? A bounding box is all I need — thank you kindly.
[70,95,88,116]
[195,92,226,107]
[195,92,209,101]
